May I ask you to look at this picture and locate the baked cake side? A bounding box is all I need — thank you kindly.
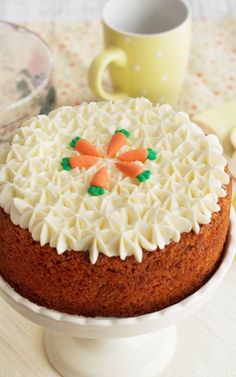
[0,182,231,317]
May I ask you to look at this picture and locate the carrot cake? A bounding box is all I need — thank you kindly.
[0,98,231,317]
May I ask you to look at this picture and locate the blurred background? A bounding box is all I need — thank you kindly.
[1,0,236,20]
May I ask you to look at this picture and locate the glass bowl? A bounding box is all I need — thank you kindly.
[0,21,54,146]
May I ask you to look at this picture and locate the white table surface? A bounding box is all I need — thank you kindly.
[1,1,236,376]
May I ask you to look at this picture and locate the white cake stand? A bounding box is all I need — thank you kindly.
[1,208,236,377]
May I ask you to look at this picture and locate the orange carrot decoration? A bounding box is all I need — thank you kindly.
[118,148,157,162]
[69,155,98,169]
[116,162,144,178]
[70,136,100,157]
[107,129,130,157]
[90,167,108,189]
[61,156,97,171]
[62,128,153,194]
[88,167,109,196]
[118,148,147,162]
[76,139,101,157]
[116,162,151,182]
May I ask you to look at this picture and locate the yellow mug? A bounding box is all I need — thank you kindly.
[89,0,191,104]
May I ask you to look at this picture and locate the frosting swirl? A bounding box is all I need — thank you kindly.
[0,98,229,263]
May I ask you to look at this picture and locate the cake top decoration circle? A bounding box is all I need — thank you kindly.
[61,129,154,195]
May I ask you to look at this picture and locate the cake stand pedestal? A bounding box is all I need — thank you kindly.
[1,208,236,377]
[44,326,176,377]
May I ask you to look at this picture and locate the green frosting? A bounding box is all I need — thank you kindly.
[137,170,151,182]
[115,129,130,138]
[61,157,71,171]
[147,148,157,160]
[70,136,81,148]
[88,185,106,196]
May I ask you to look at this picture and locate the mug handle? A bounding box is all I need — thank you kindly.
[88,47,128,100]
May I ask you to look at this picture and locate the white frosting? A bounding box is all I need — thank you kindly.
[0,98,229,263]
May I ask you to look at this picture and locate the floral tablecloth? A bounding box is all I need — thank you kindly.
[24,17,236,117]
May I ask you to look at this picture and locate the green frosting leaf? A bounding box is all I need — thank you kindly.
[61,157,71,171]
[88,185,106,196]
[70,136,81,148]
[137,170,151,182]
[115,129,130,138]
[147,148,157,160]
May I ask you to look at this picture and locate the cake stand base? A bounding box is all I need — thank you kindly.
[44,326,177,377]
